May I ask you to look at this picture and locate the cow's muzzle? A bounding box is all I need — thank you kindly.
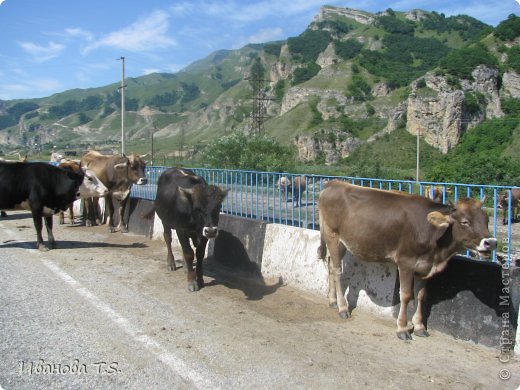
[136,178,148,185]
[203,226,219,239]
[476,238,497,257]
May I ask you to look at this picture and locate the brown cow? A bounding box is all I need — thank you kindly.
[497,188,520,225]
[80,150,147,233]
[428,186,452,203]
[317,181,497,340]
[57,160,109,224]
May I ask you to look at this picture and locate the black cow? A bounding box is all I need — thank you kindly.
[0,162,84,250]
[153,168,228,291]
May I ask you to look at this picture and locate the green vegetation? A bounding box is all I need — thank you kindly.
[0,102,39,129]
[376,15,415,35]
[359,34,449,87]
[421,13,492,42]
[439,44,498,80]
[426,119,520,185]
[339,127,442,179]
[334,39,362,60]
[494,14,520,41]
[202,132,295,172]
[292,63,321,85]
[287,29,331,63]
[347,75,372,102]
[506,45,520,72]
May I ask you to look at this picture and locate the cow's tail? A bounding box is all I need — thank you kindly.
[317,210,327,261]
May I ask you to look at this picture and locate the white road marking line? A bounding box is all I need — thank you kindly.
[1,228,222,389]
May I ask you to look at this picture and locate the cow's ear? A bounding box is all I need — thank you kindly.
[221,188,229,200]
[178,187,193,202]
[427,211,453,228]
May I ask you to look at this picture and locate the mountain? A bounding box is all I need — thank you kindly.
[0,6,519,181]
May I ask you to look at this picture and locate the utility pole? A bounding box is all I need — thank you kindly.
[151,123,157,166]
[118,56,126,155]
[416,127,420,182]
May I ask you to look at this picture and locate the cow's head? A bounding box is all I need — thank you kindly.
[179,184,228,240]
[497,193,510,210]
[427,198,497,258]
[54,169,85,211]
[113,153,148,185]
[78,167,109,198]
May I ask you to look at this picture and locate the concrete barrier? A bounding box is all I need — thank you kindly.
[126,201,519,354]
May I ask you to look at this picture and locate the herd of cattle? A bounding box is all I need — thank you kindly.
[0,151,512,340]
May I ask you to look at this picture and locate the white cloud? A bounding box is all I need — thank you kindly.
[84,10,176,53]
[18,41,65,63]
[233,27,284,48]
[0,78,62,100]
[170,2,195,16]
[64,28,94,42]
[198,0,336,22]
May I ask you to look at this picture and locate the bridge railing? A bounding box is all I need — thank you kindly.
[132,167,519,265]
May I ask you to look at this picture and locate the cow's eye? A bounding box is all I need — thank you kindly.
[460,219,470,227]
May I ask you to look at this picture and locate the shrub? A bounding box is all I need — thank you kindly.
[494,14,520,41]
[292,63,321,85]
[287,29,331,63]
[334,39,363,60]
[439,45,498,80]
[202,132,295,172]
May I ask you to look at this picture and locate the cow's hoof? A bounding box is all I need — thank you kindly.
[187,282,200,292]
[37,244,49,252]
[338,310,350,319]
[396,330,413,340]
[85,221,92,227]
[108,227,116,233]
[121,227,129,233]
[414,328,429,337]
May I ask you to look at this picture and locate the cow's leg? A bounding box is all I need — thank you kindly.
[326,237,348,318]
[59,211,65,225]
[44,216,56,249]
[0,211,7,217]
[105,195,116,233]
[117,195,129,233]
[31,211,47,251]
[177,230,197,292]
[163,225,177,271]
[84,198,94,227]
[68,204,74,224]
[396,265,414,340]
[412,277,429,337]
[195,237,208,290]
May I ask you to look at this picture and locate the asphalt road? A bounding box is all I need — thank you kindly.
[1,211,519,390]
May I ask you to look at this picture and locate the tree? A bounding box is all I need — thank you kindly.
[202,132,295,172]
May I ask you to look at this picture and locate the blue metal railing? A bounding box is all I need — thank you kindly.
[132,167,519,265]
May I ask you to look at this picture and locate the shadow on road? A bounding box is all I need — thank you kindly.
[0,241,148,250]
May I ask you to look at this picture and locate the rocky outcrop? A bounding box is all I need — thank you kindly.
[295,131,363,163]
[281,87,349,115]
[406,67,504,154]
[316,43,339,68]
[461,65,502,118]
[406,9,428,21]
[315,6,375,25]
[407,89,465,154]
[502,71,520,98]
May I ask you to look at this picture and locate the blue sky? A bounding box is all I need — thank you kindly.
[0,0,518,101]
